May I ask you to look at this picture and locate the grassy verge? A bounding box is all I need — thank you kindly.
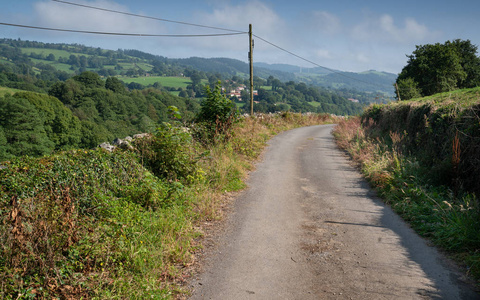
[0,113,338,299]
[333,114,480,284]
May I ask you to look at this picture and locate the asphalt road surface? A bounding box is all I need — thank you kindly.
[189,124,478,300]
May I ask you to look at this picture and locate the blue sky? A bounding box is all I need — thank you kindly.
[2,0,480,74]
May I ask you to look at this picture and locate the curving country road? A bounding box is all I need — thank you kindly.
[189,125,478,299]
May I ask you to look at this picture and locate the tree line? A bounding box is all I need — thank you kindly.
[396,39,480,100]
[0,71,199,161]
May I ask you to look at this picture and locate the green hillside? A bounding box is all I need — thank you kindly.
[0,38,363,116]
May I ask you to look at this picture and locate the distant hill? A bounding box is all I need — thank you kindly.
[255,62,333,75]
[0,38,394,103]
[173,57,296,82]
[173,59,396,98]
[297,70,397,96]
[0,38,364,116]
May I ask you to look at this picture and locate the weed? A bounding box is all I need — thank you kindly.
[0,112,337,299]
[333,100,480,285]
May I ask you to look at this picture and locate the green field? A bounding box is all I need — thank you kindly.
[308,101,321,107]
[20,48,155,72]
[28,58,75,73]
[20,48,85,59]
[118,62,153,72]
[119,76,192,88]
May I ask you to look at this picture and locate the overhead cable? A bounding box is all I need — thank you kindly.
[253,34,384,88]
[52,0,246,33]
[0,22,246,37]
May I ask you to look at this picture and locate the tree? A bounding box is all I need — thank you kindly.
[451,39,480,88]
[105,76,125,94]
[196,81,238,142]
[0,95,54,158]
[395,78,422,100]
[190,72,202,87]
[73,71,104,88]
[12,92,82,150]
[397,39,480,99]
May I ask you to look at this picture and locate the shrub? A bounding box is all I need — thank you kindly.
[194,81,239,144]
[133,123,202,184]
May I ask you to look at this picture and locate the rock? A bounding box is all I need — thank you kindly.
[99,142,115,152]
[113,138,133,150]
[133,133,151,139]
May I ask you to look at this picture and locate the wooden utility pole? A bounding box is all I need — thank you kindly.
[249,24,254,115]
[395,82,401,101]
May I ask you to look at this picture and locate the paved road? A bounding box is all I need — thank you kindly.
[189,125,478,299]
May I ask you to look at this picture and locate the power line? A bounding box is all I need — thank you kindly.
[0,22,246,38]
[52,0,246,34]
[253,34,386,89]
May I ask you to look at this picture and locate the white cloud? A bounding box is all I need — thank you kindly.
[169,1,289,62]
[354,52,370,64]
[309,11,341,35]
[315,49,332,59]
[33,0,163,34]
[351,13,437,44]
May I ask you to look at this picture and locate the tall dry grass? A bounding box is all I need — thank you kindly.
[333,115,480,284]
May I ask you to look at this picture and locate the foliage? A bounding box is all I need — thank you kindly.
[362,87,480,195]
[247,79,363,115]
[105,76,126,94]
[0,150,177,299]
[133,123,202,184]
[333,89,480,282]
[0,112,337,299]
[1,38,366,116]
[0,94,55,159]
[195,81,239,144]
[0,37,362,163]
[395,77,422,100]
[397,39,480,100]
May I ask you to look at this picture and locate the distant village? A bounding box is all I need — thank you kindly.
[224,85,258,102]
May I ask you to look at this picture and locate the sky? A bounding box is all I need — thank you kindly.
[1,0,480,74]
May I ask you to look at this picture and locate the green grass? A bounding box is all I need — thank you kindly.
[0,86,23,96]
[0,113,340,299]
[334,87,480,285]
[28,58,75,73]
[120,76,192,88]
[410,86,480,107]
[308,101,321,107]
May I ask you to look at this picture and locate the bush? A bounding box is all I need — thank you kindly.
[133,123,202,184]
[0,150,172,298]
[195,81,239,144]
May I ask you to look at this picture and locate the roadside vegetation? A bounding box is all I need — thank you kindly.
[333,87,480,284]
[0,79,340,298]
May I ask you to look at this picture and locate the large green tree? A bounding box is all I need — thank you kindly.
[0,95,54,159]
[397,39,480,100]
[12,92,82,150]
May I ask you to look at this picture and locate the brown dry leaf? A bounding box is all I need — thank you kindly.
[11,208,18,220]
